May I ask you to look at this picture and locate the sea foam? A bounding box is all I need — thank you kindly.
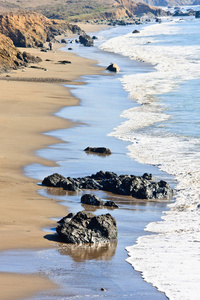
[100,18,200,299]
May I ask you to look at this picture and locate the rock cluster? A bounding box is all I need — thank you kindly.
[42,170,173,200]
[56,211,117,244]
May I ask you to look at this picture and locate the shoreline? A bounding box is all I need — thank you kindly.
[0,38,105,300]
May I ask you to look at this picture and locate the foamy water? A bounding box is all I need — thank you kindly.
[100,16,200,299]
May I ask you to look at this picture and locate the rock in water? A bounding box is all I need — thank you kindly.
[84,147,112,155]
[42,173,66,187]
[81,194,103,206]
[81,194,118,208]
[42,171,173,200]
[79,34,94,47]
[106,63,120,73]
[132,30,140,33]
[56,211,117,244]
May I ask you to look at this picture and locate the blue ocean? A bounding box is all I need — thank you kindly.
[98,10,200,300]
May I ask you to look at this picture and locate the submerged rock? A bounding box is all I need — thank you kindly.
[56,211,117,244]
[42,171,173,200]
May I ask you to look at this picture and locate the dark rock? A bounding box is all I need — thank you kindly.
[56,211,117,243]
[104,200,118,208]
[61,38,68,44]
[57,60,71,64]
[79,34,94,47]
[42,173,66,187]
[30,66,47,71]
[155,18,162,23]
[80,178,103,190]
[42,171,173,200]
[57,213,75,224]
[106,63,120,73]
[62,178,80,192]
[195,11,200,18]
[81,194,103,206]
[22,51,42,63]
[92,36,98,40]
[132,30,140,33]
[142,173,152,180]
[81,194,118,208]
[68,47,73,50]
[84,147,112,155]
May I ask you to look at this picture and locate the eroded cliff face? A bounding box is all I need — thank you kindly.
[112,0,167,17]
[0,12,83,48]
[0,33,41,71]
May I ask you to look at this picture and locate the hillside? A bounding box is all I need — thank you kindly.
[0,0,168,21]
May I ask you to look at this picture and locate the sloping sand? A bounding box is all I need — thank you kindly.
[0,42,104,299]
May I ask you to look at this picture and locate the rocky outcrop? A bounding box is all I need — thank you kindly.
[79,34,94,47]
[42,171,174,200]
[0,12,83,48]
[81,194,118,208]
[56,211,118,244]
[84,147,112,155]
[106,63,120,73]
[0,33,41,72]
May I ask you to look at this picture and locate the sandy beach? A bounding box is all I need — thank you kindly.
[0,37,104,299]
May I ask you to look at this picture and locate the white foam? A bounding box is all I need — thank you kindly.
[101,20,200,299]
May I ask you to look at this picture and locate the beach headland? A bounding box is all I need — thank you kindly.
[0,37,105,299]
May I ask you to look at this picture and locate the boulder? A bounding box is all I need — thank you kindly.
[79,34,94,47]
[56,211,117,244]
[84,147,112,155]
[42,173,66,187]
[106,63,120,73]
[81,194,103,206]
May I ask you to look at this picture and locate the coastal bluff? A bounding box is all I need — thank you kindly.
[0,12,83,48]
[0,33,41,72]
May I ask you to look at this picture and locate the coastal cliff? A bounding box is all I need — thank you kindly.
[0,12,83,47]
[0,32,41,71]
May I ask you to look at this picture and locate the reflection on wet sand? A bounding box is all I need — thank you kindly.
[57,240,117,262]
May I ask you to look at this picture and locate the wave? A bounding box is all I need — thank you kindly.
[100,19,200,299]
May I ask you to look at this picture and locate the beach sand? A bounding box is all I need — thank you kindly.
[0,39,104,299]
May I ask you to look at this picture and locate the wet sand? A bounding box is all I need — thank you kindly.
[0,38,104,299]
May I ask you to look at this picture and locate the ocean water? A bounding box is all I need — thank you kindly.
[99,13,200,300]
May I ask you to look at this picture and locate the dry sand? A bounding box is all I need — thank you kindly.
[0,38,104,299]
